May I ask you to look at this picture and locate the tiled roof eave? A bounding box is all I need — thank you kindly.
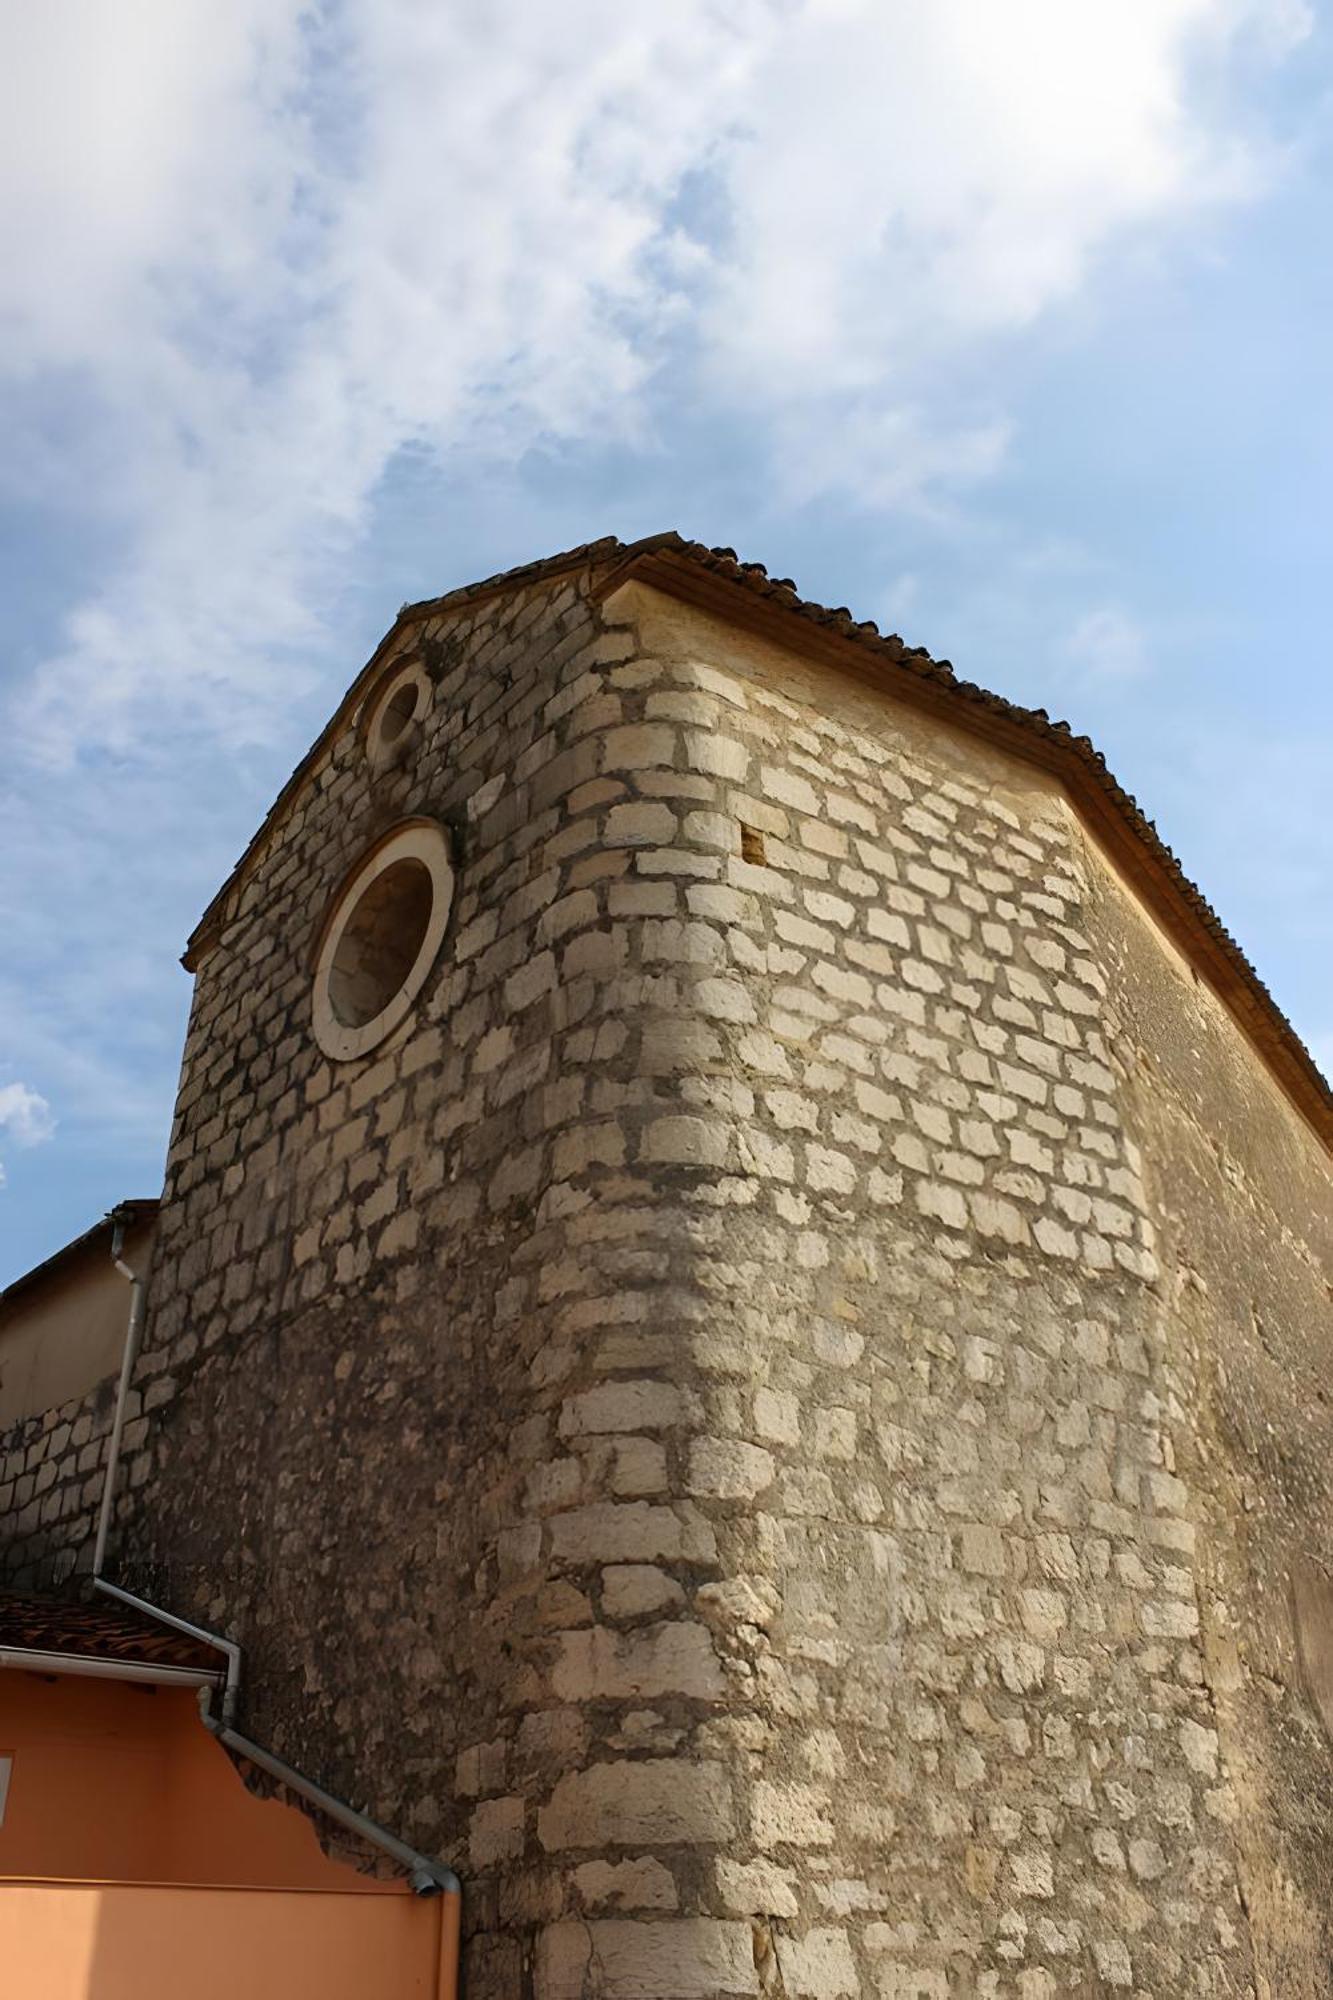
[0,1641,222,1685]
[0,1593,225,1676]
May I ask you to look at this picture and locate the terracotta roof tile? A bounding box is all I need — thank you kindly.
[0,1592,222,1676]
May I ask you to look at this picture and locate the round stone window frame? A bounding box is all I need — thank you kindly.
[311,819,455,1063]
[362,655,433,770]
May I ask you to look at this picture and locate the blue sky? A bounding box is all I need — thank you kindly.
[1,0,1330,1283]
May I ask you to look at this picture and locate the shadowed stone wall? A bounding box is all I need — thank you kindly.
[46,560,1332,1997]
[0,1379,120,1592]
[1,1212,157,1594]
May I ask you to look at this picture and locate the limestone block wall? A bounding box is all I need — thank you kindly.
[0,1381,121,1592]
[110,562,774,1993]
[546,579,1327,2000]
[101,558,1331,1999]
[1081,826,1333,1999]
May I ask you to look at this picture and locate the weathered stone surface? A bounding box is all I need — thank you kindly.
[550,1502,716,1567]
[538,1760,735,1851]
[9,552,1327,1995]
[469,1794,526,1868]
[550,1621,725,1703]
[774,1927,860,1997]
[714,1856,799,1916]
[572,1856,678,1912]
[685,1437,775,1501]
[600,1565,685,1621]
[535,1917,758,1999]
[751,1781,834,1849]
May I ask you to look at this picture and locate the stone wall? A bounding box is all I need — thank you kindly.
[0,1210,157,1592]
[0,1378,120,1592]
[1086,822,1333,1999]
[85,559,1331,1997]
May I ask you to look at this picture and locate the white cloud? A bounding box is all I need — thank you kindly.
[0,1082,56,1190]
[0,0,1310,761]
[1060,604,1152,684]
[706,3,1266,388]
[0,4,305,380]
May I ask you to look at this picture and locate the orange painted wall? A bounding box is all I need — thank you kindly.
[0,1670,459,1996]
[0,1671,403,1892]
[0,1881,458,2000]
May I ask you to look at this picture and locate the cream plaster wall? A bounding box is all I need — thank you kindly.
[0,1218,154,1427]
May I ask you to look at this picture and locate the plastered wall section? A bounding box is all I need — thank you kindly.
[81,565,1331,1999]
[0,1224,155,1427]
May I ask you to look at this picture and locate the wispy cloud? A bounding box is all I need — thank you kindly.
[0,0,1316,1260]
[0,1083,54,1149]
[0,1081,56,1189]
[0,0,1310,759]
[1060,604,1152,684]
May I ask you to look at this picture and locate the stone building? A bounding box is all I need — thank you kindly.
[3,533,1331,1997]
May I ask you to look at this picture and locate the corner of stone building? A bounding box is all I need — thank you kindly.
[489,578,1283,1997]
[62,552,1333,1998]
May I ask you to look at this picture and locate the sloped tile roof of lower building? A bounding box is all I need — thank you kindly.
[184,532,1331,1147]
[0,1591,222,1676]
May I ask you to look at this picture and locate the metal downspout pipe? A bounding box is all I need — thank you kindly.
[90,1220,148,1583]
[93,1572,243,1727]
[195,1689,459,1896]
[90,1206,459,1897]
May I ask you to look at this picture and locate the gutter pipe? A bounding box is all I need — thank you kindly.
[90,1207,459,1898]
[92,1575,242,1727]
[90,1221,148,1582]
[196,1690,458,1896]
[0,1646,220,1689]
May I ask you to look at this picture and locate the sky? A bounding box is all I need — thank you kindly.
[1,0,1330,1283]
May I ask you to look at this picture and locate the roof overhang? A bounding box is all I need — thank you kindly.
[0,1593,227,1689]
[0,1645,221,1689]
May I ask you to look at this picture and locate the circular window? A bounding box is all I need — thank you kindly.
[312,821,455,1061]
[327,858,432,1029]
[365,658,431,769]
